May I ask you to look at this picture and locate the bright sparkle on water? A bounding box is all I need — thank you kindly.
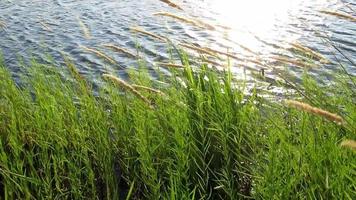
[207,0,309,53]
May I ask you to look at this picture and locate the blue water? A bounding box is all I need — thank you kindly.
[0,0,355,90]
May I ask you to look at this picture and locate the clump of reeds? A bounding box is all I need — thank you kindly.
[77,16,91,39]
[340,139,356,151]
[158,0,183,11]
[290,42,330,64]
[153,12,215,30]
[130,26,167,42]
[273,56,317,68]
[103,74,153,109]
[81,46,116,64]
[102,43,137,58]
[284,100,345,125]
[156,62,185,68]
[319,10,356,22]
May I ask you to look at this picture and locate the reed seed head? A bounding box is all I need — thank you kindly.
[158,0,183,11]
[103,74,153,109]
[81,46,116,64]
[340,139,356,151]
[284,100,345,125]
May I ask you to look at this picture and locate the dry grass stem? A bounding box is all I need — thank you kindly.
[179,43,219,57]
[103,74,153,108]
[156,62,185,68]
[39,21,53,32]
[319,10,356,22]
[201,59,225,68]
[77,16,91,39]
[237,43,258,55]
[273,56,317,68]
[0,20,7,29]
[202,47,242,61]
[290,42,329,63]
[102,44,137,58]
[158,0,183,10]
[340,140,356,151]
[130,27,167,41]
[154,12,215,30]
[81,46,116,64]
[284,100,345,125]
[132,84,165,96]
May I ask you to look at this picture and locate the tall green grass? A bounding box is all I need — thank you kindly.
[0,52,355,199]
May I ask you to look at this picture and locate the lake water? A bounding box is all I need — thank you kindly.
[0,0,355,92]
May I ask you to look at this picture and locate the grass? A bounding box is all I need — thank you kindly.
[0,50,355,200]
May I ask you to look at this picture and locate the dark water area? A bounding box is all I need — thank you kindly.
[0,0,355,93]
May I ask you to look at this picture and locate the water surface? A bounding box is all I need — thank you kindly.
[0,0,355,91]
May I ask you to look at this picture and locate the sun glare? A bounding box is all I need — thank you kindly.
[206,0,307,54]
[211,0,302,32]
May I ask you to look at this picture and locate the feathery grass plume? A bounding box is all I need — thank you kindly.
[102,74,153,109]
[132,84,165,96]
[201,58,226,68]
[201,46,242,61]
[130,26,167,41]
[61,52,90,92]
[236,43,258,55]
[81,46,116,64]
[38,21,53,32]
[102,43,137,58]
[158,0,183,11]
[284,100,345,125]
[319,10,356,22]
[179,43,219,58]
[245,57,267,67]
[77,16,91,39]
[273,56,317,68]
[153,12,215,30]
[156,62,184,68]
[0,20,7,30]
[340,140,356,151]
[215,24,232,30]
[290,42,330,64]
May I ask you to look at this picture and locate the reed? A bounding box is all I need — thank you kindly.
[153,12,215,30]
[0,20,7,29]
[77,16,91,39]
[102,43,137,58]
[200,58,226,68]
[290,42,329,64]
[284,100,345,125]
[156,62,185,68]
[130,26,167,41]
[132,84,165,96]
[158,0,183,11]
[102,74,153,108]
[340,139,356,151]
[201,46,241,61]
[0,57,354,199]
[236,43,258,55]
[272,56,317,68]
[244,58,267,67]
[319,10,356,22]
[81,46,116,64]
[38,21,53,32]
[179,43,219,57]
